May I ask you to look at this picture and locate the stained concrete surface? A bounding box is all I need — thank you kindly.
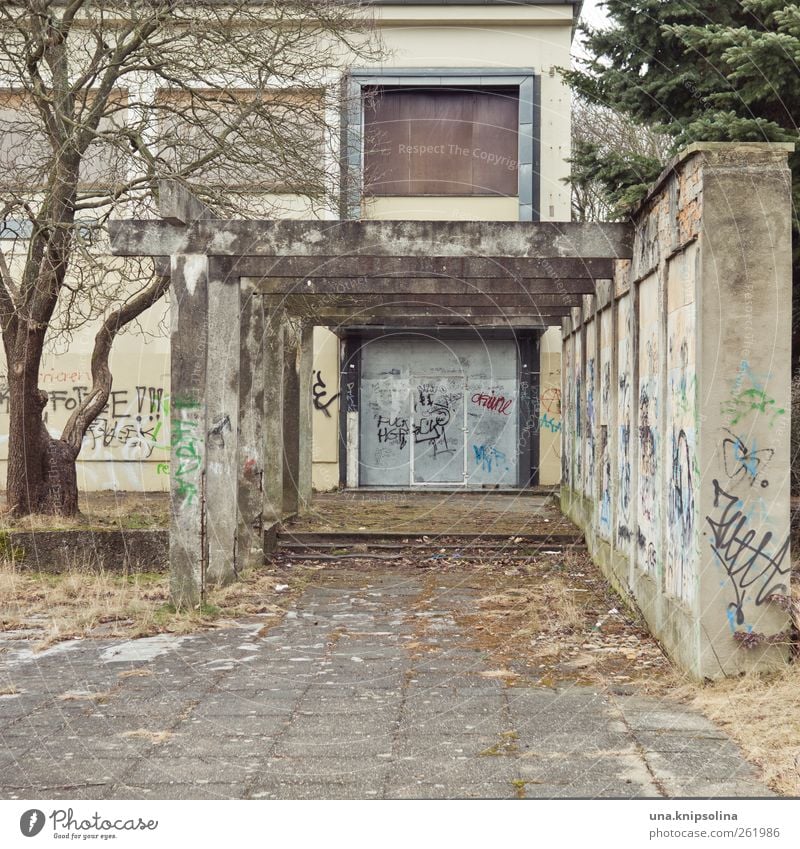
[0,568,770,800]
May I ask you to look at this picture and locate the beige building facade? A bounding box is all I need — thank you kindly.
[0,2,576,493]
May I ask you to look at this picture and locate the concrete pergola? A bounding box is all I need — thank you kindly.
[110,185,632,606]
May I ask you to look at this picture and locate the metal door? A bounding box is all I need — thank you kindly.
[411,377,466,484]
[360,376,411,486]
[465,379,518,486]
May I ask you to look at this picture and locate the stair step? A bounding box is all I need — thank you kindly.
[273,549,584,562]
[275,531,576,544]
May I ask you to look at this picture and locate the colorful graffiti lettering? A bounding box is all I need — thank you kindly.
[171,401,202,506]
[722,361,785,427]
[473,443,507,474]
[470,391,513,415]
[539,413,561,433]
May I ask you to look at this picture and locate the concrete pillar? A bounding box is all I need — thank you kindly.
[282,321,301,516]
[238,292,265,567]
[695,144,793,677]
[205,260,240,586]
[297,323,314,512]
[169,254,208,608]
[262,313,284,530]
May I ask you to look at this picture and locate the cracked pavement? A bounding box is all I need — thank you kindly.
[0,568,771,799]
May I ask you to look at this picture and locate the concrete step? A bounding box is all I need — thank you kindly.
[268,530,586,562]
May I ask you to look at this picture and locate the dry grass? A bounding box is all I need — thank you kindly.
[116,667,153,679]
[0,556,171,648]
[0,552,320,650]
[656,665,800,797]
[457,551,670,687]
[701,668,800,796]
[0,491,168,531]
[648,573,800,798]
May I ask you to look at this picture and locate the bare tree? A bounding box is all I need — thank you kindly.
[0,0,380,517]
[569,95,672,222]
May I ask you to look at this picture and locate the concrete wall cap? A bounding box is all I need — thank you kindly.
[632,141,795,220]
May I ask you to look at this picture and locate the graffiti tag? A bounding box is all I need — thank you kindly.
[312,370,339,418]
[721,428,773,488]
[706,479,790,628]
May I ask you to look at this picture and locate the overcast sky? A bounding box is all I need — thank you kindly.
[572,0,610,62]
[579,0,609,28]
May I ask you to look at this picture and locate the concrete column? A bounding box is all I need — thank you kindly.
[695,144,793,677]
[238,292,265,567]
[297,323,314,512]
[262,313,284,532]
[205,259,240,586]
[282,321,301,517]
[169,254,208,609]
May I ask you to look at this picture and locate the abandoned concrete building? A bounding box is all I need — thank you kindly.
[2,1,795,682]
[0,0,574,492]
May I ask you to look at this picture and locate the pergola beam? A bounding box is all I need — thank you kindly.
[292,308,572,321]
[267,292,583,309]
[234,256,614,280]
[321,316,560,329]
[255,277,595,296]
[109,219,633,260]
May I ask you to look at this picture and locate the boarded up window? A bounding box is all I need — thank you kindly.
[0,90,128,189]
[363,87,519,196]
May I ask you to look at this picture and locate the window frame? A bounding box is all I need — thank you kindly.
[343,68,539,221]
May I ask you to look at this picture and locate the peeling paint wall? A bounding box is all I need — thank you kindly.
[561,143,794,680]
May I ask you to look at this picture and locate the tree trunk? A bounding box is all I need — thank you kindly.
[4,270,170,520]
[5,367,80,518]
[5,341,50,516]
[40,430,80,517]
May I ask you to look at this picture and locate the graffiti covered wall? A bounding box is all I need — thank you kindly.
[637,272,660,577]
[616,291,633,549]
[0,303,170,492]
[560,143,793,680]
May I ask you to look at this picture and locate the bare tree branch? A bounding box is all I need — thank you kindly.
[60,267,171,456]
[0,0,382,515]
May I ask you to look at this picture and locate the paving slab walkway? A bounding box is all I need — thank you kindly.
[0,568,771,800]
